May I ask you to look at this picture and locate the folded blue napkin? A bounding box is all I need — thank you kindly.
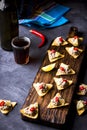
[19,4,70,28]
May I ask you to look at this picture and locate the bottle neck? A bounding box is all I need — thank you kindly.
[5,0,16,5]
[0,0,17,10]
[0,0,18,13]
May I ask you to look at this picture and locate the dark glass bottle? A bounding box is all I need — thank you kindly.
[0,0,19,51]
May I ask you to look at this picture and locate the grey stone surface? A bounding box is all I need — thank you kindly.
[0,1,87,130]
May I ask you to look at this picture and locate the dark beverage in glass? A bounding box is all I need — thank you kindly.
[11,36,30,64]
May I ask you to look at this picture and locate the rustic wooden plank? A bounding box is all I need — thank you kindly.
[20,41,85,127]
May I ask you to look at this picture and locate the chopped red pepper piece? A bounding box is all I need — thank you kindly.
[59,37,63,42]
[74,47,78,51]
[30,107,36,112]
[50,49,56,53]
[39,84,44,89]
[74,36,78,39]
[79,85,85,90]
[84,101,87,105]
[63,79,67,82]
[30,29,45,48]
[55,97,59,102]
[60,67,65,71]
[0,101,5,106]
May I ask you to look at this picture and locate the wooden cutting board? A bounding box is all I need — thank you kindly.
[20,40,85,127]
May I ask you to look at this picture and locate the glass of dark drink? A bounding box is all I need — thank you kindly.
[11,36,31,64]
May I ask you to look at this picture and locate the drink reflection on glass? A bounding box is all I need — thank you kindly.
[11,36,31,64]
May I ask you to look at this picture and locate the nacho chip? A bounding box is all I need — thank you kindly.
[47,93,69,108]
[56,63,75,76]
[52,36,68,46]
[33,82,53,97]
[77,84,87,95]
[47,49,64,62]
[76,100,87,115]
[65,46,83,59]
[0,99,17,115]
[53,77,73,90]
[20,102,38,119]
[67,36,83,46]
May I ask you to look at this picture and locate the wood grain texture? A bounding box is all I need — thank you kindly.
[21,42,85,126]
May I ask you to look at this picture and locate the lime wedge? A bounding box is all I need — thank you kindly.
[41,63,56,72]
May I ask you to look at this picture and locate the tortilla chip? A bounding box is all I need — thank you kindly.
[47,93,69,108]
[53,77,73,90]
[52,36,68,46]
[20,102,38,119]
[56,66,75,76]
[0,100,17,115]
[47,50,64,62]
[67,36,83,46]
[77,84,87,96]
[33,83,53,97]
[76,100,86,115]
[65,47,83,59]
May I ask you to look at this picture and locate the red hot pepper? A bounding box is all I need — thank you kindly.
[30,29,45,48]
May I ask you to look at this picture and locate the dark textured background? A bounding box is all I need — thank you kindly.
[0,0,87,130]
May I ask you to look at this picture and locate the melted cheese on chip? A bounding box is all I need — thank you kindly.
[20,102,38,119]
[47,93,69,108]
[53,77,73,90]
[0,99,17,114]
[52,36,68,46]
[47,50,64,62]
[65,46,83,59]
[67,36,83,46]
[56,63,75,76]
[33,82,53,97]
[77,84,87,95]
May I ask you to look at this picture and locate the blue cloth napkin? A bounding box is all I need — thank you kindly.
[19,4,70,28]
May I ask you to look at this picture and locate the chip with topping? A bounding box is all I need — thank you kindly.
[47,49,64,62]
[20,102,38,119]
[47,93,69,108]
[0,99,17,114]
[67,35,83,46]
[77,84,87,95]
[76,100,87,115]
[65,46,83,59]
[33,82,53,97]
[52,36,68,46]
[53,77,73,90]
[56,63,75,76]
